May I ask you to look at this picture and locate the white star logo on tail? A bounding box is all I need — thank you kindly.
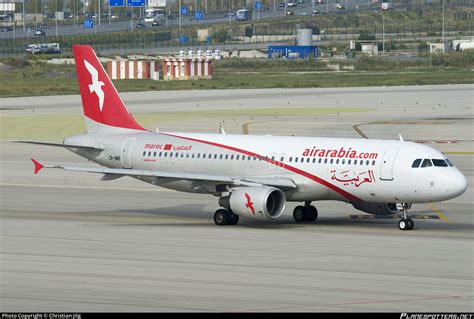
[84,59,105,111]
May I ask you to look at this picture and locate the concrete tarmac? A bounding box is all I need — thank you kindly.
[0,85,473,312]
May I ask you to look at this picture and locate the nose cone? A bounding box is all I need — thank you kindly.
[445,169,468,199]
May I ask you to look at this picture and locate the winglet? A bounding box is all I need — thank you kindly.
[31,158,44,174]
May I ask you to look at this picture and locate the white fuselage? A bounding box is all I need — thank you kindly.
[66,131,468,205]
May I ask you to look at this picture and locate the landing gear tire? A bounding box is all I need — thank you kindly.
[293,206,308,222]
[398,203,414,231]
[214,209,239,226]
[229,213,240,225]
[214,209,230,226]
[398,219,414,231]
[307,206,318,222]
[398,219,407,230]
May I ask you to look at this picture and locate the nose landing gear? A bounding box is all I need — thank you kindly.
[398,203,414,230]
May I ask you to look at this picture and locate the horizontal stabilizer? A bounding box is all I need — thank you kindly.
[13,140,104,151]
[31,158,44,174]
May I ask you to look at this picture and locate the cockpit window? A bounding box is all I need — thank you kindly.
[421,159,433,168]
[412,159,422,168]
[445,158,454,167]
[432,159,448,167]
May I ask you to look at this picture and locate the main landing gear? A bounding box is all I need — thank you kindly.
[398,203,414,231]
[293,202,318,222]
[214,209,239,226]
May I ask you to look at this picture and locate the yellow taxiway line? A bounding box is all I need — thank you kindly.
[427,203,454,224]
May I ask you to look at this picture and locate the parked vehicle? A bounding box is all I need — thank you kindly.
[26,43,61,54]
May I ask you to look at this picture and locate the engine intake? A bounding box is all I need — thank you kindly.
[219,186,286,221]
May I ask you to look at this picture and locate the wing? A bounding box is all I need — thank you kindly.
[84,59,98,82]
[31,159,297,191]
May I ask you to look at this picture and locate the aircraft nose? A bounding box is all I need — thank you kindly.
[447,170,468,198]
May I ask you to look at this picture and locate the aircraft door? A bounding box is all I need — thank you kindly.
[380,148,399,181]
[121,138,136,169]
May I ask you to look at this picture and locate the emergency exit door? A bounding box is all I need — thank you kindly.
[380,148,399,181]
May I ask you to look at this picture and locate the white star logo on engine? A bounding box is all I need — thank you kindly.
[84,59,105,111]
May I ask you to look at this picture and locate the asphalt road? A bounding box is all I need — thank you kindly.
[0,0,403,40]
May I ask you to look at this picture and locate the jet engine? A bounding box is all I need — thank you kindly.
[219,186,286,221]
[352,202,400,215]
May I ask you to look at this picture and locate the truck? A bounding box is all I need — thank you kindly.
[457,42,474,51]
[26,43,61,54]
[235,9,252,21]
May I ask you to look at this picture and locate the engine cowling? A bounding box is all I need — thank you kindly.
[219,187,286,221]
[352,202,400,215]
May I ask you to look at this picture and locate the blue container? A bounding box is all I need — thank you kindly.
[268,45,318,59]
[179,35,189,44]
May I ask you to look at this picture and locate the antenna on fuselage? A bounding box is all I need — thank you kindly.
[399,134,404,141]
[219,122,226,135]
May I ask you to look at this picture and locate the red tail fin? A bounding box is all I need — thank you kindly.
[72,45,146,132]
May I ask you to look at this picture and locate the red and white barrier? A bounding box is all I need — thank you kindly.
[107,60,160,80]
[162,58,212,80]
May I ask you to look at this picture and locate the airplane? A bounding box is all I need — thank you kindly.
[18,45,468,230]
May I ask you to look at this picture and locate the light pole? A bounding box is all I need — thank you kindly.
[55,0,58,37]
[442,0,445,50]
[73,0,76,28]
[179,0,182,29]
[382,11,385,54]
[98,0,101,26]
[375,9,385,54]
[22,0,25,31]
[228,0,231,26]
[36,0,38,29]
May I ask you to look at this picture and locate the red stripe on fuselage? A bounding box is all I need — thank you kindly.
[160,132,362,202]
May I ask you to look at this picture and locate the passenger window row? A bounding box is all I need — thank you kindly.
[142,151,377,166]
[412,158,453,168]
